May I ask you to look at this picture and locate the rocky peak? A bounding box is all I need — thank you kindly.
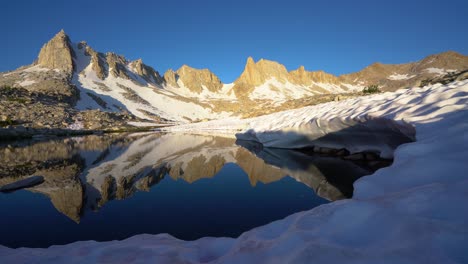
[413,51,468,71]
[106,52,130,79]
[165,65,223,94]
[37,29,75,74]
[129,59,164,85]
[237,57,289,86]
[232,57,290,98]
[163,69,179,88]
[76,41,107,79]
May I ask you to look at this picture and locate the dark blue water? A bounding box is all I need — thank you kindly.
[0,163,324,248]
[0,133,386,248]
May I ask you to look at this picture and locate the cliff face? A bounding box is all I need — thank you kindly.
[163,65,223,94]
[232,57,344,98]
[129,59,164,85]
[232,57,290,98]
[37,29,75,74]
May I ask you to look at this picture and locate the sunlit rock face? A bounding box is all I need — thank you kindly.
[37,30,75,75]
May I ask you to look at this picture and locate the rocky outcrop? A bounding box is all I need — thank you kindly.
[78,42,107,80]
[37,30,75,74]
[164,65,223,94]
[163,69,179,87]
[129,59,164,85]
[233,57,289,97]
[0,176,44,192]
[233,57,344,98]
[106,52,130,79]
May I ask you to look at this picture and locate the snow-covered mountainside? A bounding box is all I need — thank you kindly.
[1,79,467,263]
[1,30,467,126]
[71,42,232,122]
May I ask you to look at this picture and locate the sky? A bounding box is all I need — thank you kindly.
[2,0,468,83]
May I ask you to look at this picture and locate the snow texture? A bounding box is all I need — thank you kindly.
[387,73,416,80]
[424,67,457,75]
[1,80,468,263]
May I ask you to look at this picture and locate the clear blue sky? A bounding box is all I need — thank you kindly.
[2,0,468,83]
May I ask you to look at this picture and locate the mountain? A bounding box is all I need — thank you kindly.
[1,30,467,128]
[339,51,468,91]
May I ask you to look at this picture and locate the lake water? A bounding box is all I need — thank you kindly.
[0,132,397,248]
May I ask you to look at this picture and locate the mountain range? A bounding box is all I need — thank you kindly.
[1,30,467,127]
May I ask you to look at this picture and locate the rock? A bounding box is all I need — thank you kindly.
[335,149,350,156]
[232,57,342,98]
[106,52,130,79]
[365,152,379,161]
[343,153,365,161]
[37,30,75,74]
[166,65,223,94]
[0,176,44,192]
[129,59,164,85]
[319,147,336,155]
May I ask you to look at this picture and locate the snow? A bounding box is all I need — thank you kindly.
[248,78,361,102]
[163,80,237,101]
[249,78,314,101]
[15,79,36,86]
[388,73,416,80]
[22,65,50,73]
[425,67,457,75]
[71,43,232,123]
[1,81,468,263]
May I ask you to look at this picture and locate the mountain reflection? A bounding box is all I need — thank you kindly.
[0,132,384,222]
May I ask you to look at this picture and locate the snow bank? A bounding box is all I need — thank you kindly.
[1,80,468,263]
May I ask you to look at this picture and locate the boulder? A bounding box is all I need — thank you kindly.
[0,176,44,192]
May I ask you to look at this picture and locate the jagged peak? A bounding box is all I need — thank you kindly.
[246,56,255,65]
[291,65,307,73]
[36,29,75,73]
[165,68,177,75]
[55,29,68,39]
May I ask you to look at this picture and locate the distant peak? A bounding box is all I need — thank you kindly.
[246,56,255,65]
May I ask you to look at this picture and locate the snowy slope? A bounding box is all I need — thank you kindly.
[249,78,362,102]
[71,44,232,123]
[1,81,467,263]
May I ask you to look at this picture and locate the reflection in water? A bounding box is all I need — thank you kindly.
[0,132,394,248]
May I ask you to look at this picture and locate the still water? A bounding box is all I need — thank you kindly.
[0,132,393,248]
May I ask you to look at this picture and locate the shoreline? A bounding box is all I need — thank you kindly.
[0,125,168,141]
